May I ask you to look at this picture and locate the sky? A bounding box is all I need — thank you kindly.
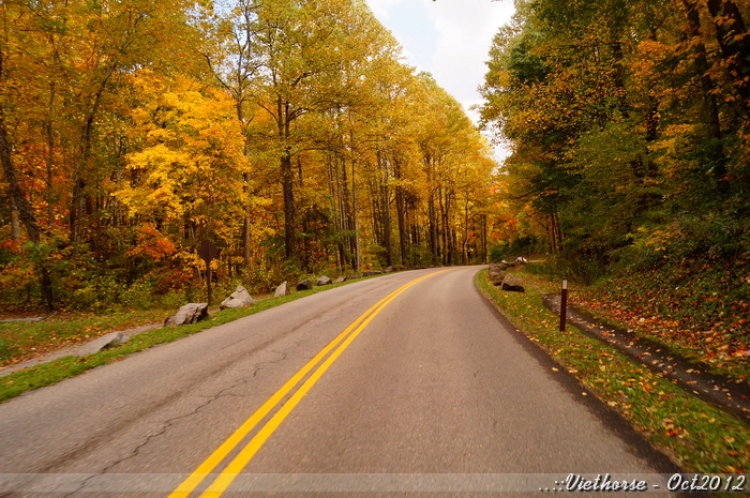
[364,0,516,160]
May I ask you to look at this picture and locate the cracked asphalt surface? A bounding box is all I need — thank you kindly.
[0,268,678,496]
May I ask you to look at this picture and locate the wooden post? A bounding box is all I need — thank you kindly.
[559,279,568,332]
[206,261,212,306]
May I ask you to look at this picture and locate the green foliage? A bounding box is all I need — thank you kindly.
[489,235,541,263]
[582,214,750,377]
[480,0,750,286]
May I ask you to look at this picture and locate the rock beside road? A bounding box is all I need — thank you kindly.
[164,303,209,327]
[488,264,507,286]
[274,282,291,298]
[501,274,525,293]
[75,332,129,356]
[297,279,313,291]
[220,285,255,310]
[334,276,347,284]
[317,276,332,286]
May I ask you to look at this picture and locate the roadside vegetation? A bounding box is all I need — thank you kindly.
[477,268,749,475]
[0,276,366,403]
[1,0,496,317]
[478,0,750,395]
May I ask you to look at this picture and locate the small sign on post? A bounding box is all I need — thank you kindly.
[559,279,568,332]
[197,240,218,306]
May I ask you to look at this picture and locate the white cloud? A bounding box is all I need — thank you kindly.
[364,0,516,161]
[366,0,405,19]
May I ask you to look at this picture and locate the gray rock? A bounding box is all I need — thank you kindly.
[274,281,291,298]
[349,274,362,280]
[385,266,394,273]
[76,332,129,356]
[501,274,525,293]
[220,298,245,310]
[316,275,332,286]
[0,316,48,323]
[334,276,347,284]
[220,285,255,310]
[488,263,507,285]
[297,279,313,291]
[164,303,209,327]
[363,271,382,277]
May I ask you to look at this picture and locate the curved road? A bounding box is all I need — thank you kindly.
[0,267,678,496]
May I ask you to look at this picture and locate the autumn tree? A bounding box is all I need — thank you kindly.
[481,0,750,280]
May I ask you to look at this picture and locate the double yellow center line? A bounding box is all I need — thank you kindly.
[168,269,450,498]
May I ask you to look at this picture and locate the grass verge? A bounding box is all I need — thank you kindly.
[0,308,171,366]
[0,278,364,404]
[477,268,749,474]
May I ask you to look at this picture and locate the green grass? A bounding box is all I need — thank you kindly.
[477,268,749,474]
[0,277,366,404]
[0,308,171,366]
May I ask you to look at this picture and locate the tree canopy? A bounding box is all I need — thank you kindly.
[0,0,497,310]
[480,0,750,280]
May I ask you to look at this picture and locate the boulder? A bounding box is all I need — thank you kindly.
[76,332,129,356]
[334,276,347,284]
[164,303,209,327]
[297,279,313,291]
[274,281,291,298]
[385,266,394,273]
[363,271,382,277]
[317,275,332,286]
[349,274,362,280]
[220,285,255,310]
[501,274,525,293]
[488,263,506,285]
[488,266,507,286]
[0,316,48,323]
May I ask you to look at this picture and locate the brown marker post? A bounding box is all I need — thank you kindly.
[559,279,568,332]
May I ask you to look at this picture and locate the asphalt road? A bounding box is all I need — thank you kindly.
[0,267,678,497]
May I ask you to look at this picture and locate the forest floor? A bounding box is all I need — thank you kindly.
[477,266,749,475]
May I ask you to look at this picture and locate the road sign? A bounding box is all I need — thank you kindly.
[198,240,218,264]
[198,240,218,305]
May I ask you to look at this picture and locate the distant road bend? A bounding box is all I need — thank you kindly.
[0,267,679,496]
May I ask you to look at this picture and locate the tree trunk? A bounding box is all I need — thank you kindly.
[1,91,53,308]
[610,41,630,118]
[393,155,408,266]
[377,150,392,267]
[45,85,56,227]
[281,151,296,260]
[706,0,750,114]
[337,153,350,269]
[69,62,117,253]
[683,0,729,192]
[1,132,40,244]
[351,154,361,272]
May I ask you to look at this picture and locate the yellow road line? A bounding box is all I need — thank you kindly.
[168,270,448,498]
[197,270,449,497]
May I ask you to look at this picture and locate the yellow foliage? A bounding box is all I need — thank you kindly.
[116,71,250,233]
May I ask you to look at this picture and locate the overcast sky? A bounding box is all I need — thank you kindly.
[365,0,516,159]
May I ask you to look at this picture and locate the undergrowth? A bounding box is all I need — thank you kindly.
[0,276,364,403]
[477,268,749,475]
